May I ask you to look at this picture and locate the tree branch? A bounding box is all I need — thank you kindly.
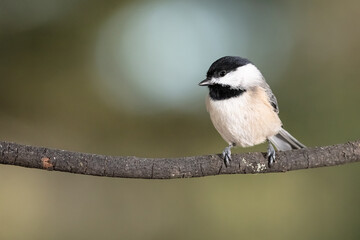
[0,140,359,179]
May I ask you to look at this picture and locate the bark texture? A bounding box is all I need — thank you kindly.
[0,140,359,179]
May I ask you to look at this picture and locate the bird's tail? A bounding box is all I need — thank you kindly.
[268,128,306,151]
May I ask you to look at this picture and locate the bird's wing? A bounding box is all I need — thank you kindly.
[261,81,279,113]
[267,89,279,113]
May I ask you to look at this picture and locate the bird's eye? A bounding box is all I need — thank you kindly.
[219,70,226,77]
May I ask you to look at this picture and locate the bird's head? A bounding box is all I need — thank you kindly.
[199,56,264,91]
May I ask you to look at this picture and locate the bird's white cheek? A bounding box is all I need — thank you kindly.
[217,74,242,87]
[237,64,264,88]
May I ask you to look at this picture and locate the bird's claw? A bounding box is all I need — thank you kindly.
[222,146,232,167]
[267,142,276,167]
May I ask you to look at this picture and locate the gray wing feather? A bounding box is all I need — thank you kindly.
[261,80,279,113]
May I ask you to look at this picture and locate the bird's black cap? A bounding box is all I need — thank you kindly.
[206,56,252,79]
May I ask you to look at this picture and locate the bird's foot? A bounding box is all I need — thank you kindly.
[267,142,276,167]
[222,145,232,167]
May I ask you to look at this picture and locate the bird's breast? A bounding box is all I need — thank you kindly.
[206,87,282,147]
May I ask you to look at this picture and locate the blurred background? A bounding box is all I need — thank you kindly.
[0,0,360,239]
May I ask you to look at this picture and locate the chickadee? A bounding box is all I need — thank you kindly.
[199,56,305,167]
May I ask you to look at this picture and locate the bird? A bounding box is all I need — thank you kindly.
[199,56,305,167]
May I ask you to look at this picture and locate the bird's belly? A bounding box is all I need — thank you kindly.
[206,94,282,147]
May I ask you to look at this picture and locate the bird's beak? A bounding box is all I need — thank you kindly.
[198,78,211,86]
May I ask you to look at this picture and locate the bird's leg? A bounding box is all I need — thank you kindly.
[222,143,234,167]
[267,141,276,167]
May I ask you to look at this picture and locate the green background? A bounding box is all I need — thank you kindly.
[1,0,360,239]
